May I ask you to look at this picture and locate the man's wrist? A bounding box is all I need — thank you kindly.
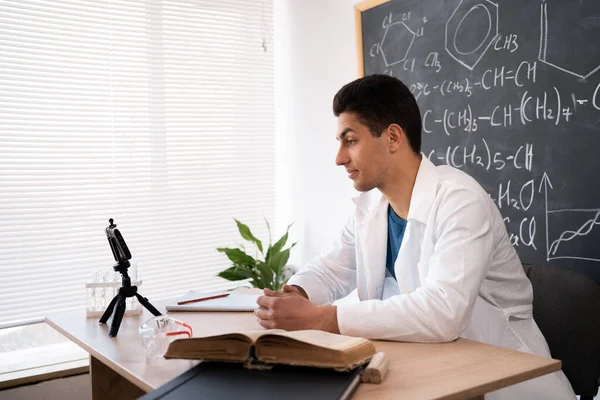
[316,305,340,334]
[291,284,309,299]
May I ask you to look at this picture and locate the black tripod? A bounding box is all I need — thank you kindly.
[99,260,162,337]
[99,218,161,337]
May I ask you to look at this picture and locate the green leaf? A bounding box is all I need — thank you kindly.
[218,266,254,281]
[264,217,272,247]
[266,223,293,264]
[248,272,265,289]
[216,247,256,267]
[252,278,265,289]
[274,269,291,291]
[217,220,296,290]
[235,219,263,254]
[269,248,290,276]
[256,261,274,289]
[270,232,288,257]
[272,261,294,291]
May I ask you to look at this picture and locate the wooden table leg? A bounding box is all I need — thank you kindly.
[90,355,146,400]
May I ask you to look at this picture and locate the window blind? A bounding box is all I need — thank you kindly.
[0,0,275,328]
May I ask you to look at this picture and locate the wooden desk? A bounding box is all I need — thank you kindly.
[46,301,561,400]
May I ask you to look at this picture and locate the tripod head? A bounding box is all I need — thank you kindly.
[106,218,132,275]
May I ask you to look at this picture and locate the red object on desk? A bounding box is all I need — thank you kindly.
[177,293,230,305]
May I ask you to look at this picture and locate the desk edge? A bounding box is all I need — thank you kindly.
[45,316,154,393]
[441,359,562,400]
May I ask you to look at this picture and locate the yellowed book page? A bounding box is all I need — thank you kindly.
[257,330,369,351]
[254,330,375,370]
[237,329,286,343]
[164,333,252,361]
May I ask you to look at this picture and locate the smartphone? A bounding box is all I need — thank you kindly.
[106,219,132,262]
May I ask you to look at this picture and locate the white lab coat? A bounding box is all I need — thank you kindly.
[288,155,575,399]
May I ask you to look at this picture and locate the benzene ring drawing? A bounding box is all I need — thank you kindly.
[538,0,600,80]
[445,0,499,71]
[380,22,416,67]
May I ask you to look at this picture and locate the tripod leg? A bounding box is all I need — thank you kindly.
[109,295,127,337]
[99,294,120,324]
[135,293,162,317]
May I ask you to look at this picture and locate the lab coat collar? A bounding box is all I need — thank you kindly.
[352,188,386,223]
[351,154,439,225]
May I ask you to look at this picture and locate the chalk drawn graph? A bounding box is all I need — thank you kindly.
[540,173,600,262]
[547,209,600,262]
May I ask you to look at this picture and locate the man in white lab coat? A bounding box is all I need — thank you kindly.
[255,75,575,399]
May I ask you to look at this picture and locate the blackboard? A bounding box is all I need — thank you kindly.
[356,0,600,283]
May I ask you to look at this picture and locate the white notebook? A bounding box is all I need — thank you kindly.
[165,290,260,312]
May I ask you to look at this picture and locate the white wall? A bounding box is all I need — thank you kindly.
[275,0,360,268]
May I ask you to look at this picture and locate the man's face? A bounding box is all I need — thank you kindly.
[335,112,389,192]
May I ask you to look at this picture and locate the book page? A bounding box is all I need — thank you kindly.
[237,329,286,343]
[184,329,366,350]
[254,330,376,370]
[164,333,253,361]
[164,329,375,369]
[259,330,369,351]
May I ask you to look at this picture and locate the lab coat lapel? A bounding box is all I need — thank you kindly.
[407,155,439,225]
[396,154,439,293]
[353,156,439,300]
[396,155,440,290]
[354,192,388,300]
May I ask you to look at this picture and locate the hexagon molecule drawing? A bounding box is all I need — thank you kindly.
[538,0,600,80]
[445,0,500,71]
[380,22,416,67]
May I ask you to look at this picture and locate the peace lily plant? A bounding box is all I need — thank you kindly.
[217,219,296,290]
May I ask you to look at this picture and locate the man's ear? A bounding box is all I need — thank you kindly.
[387,124,404,152]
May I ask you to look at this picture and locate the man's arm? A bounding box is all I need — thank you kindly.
[257,189,493,339]
[336,188,494,342]
[254,215,358,332]
[286,215,358,305]
[255,285,340,333]
[290,284,308,299]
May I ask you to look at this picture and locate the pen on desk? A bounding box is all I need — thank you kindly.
[177,293,230,305]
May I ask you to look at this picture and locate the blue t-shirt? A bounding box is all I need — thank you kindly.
[386,205,407,280]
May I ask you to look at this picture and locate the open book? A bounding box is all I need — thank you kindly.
[164,329,376,371]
